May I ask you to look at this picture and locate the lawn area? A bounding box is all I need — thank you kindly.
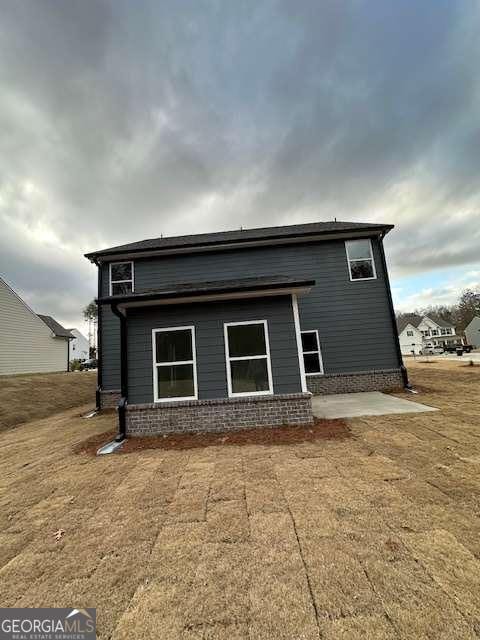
[0,370,96,431]
[0,360,479,639]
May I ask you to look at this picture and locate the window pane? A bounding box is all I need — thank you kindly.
[112,282,133,295]
[303,353,321,374]
[350,260,374,280]
[157,364,194,398]
[346,240,371,261]
[301,332,318,352]
[230,358,269,393]
[156,330,193,363]
[228,324,266,357]
[111,263,132,281]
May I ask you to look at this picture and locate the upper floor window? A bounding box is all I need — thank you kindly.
[110,261,134,295]
[406,330,414,337]
[345,240,376,281]
[431,329,438,336]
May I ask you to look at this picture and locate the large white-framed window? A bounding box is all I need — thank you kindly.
[301,330,324,375]
[224,320,273,397]
[109,261,134,295]
[345,239,377,281]
[152,326,197,402]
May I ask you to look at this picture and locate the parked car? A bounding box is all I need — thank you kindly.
[443,344,473,354]
[420,346,444,356]
[80,358,97,370]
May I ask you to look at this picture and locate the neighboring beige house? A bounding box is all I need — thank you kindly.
[465,316,480,348]
[0,276,73,375]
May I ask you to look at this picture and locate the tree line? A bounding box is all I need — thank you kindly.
[396,288,480,334]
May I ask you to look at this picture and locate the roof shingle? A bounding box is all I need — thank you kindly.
[37,315,74,339]
[98,275,315,304]
[85,220,393,261]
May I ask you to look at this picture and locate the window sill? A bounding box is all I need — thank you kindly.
[228,390,273,399]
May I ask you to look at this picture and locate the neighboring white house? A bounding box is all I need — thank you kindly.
[68,328,90,361]
[397,314,464,356]
[0,276,73,375]
[464,316,480,348]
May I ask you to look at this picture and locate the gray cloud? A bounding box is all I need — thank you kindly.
[0,0,479,329]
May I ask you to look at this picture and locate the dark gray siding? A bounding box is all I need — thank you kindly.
[101,306,121,389]
[126,297,302,404]
[100,237,399,390]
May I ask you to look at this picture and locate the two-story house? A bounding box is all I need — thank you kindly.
[85,221,407,440]
[0,276,74,375]
[397,314,463,355]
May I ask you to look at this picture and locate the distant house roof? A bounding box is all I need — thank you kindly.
[396,314,423,334]
[433,317,455,328]
[37,315,74,339]
[85,220,394,262]
[67,328,88,341]
[396,314,455,334]
[98,275,315,306]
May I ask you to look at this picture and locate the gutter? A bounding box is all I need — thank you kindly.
[110,303,128,442]
[379,232,411,389]
[96,264,103,410]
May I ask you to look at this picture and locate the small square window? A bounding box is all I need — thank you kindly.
[110,261,134,296]
[345,240,376,281]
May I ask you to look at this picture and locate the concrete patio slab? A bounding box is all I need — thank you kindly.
[312,391,438,420]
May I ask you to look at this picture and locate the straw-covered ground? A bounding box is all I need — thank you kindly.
[0,359,479,639]
[0,370,96,431]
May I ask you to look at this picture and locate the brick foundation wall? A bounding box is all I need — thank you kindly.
[125,393,313,436]
[99,389,122,409]
[306,369,404,394]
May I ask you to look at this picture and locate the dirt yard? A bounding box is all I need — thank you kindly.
[0,360,479,639]
[0,370,96,431]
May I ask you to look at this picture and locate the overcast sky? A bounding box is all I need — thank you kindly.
[1,0,479,336]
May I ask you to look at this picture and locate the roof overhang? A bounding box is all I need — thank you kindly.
[98,278,315,311]
[86,227,393,264]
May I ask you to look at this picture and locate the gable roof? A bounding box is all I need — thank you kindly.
[396,314,422,334]
[37,315,74,339]
[67,328,89,341]
[397,314,455,334]
[431,316,455,328]
[85,220,393,262]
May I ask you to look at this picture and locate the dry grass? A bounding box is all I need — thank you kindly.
[0,371,96,431]
[0,360,479,639]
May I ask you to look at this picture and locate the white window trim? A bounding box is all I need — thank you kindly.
[345,239,377,281]
[301,329,324,376]
[152,325,198,403]
[292,295,307,392]
[109,261,135,296]
[224,320,273,398]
